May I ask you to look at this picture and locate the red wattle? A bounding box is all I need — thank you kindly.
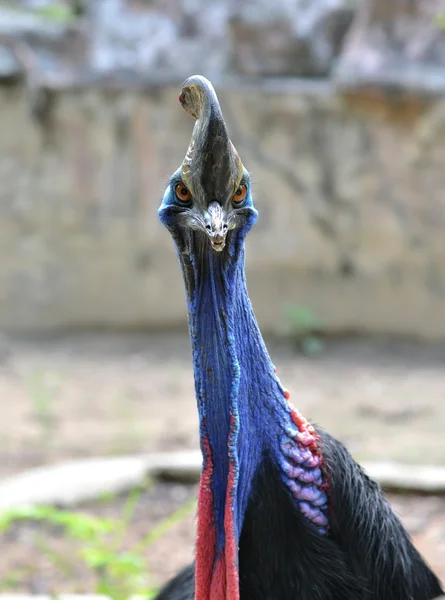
[195,435,217,600]
[223,458,240,599]
[209,556,227,597]
[195,425,241,600]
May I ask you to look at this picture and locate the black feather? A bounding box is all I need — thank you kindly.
[320,429,442,600]
[155,429,443,600]
[155,564,194,600]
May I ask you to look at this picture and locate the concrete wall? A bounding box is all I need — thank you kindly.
[0,81,444,338]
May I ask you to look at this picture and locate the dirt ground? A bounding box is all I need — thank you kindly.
[0,332,444,591]
[0,482,444,593]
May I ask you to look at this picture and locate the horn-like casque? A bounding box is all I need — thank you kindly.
[179,75,244,204]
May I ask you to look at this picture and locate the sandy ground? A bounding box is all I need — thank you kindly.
[0,332,444,591]
[0,333,444,477]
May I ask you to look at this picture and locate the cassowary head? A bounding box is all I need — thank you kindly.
[158,75,257,256]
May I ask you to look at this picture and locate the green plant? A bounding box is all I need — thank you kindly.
[435,13,445,29]
[284,304,325,356]
[33,3,77,23]
[0,492,197,600]
[0,1,79,23]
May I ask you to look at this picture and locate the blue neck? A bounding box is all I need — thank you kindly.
[184,236,293,553]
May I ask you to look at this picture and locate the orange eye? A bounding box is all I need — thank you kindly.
[175,183,192,203]
[233,183,247,204]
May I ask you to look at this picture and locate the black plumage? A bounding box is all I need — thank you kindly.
[156,428,443,600]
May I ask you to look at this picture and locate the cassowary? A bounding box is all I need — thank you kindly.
[156,75,443,600]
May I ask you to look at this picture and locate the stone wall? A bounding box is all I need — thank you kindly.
[1,80,445,338]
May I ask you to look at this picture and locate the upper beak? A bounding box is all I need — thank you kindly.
[178,75,244,205]
[205,201,228,251]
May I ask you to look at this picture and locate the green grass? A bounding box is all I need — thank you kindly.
[0,1,78,24]
[34,4,75,23]
[0,492,197,599]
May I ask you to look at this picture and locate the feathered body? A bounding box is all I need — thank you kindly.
[158,436,443,600]
[157,75,443,600]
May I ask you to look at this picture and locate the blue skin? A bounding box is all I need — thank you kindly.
[159,170,328,558]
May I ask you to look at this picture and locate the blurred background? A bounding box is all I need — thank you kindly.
[0,0,444,596]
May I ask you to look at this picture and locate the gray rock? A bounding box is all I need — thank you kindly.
[0,452,202,510]
[363,462,445,493]
[87,0,356,80]
[229,0,356,76]
[87,0,230,80]
[0,457,150,509]
[0,4,86,80]
[0,0,357,84]
[335,0,445,93]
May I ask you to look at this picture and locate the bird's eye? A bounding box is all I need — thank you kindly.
[233,183,247,204]
[175,183,192,204]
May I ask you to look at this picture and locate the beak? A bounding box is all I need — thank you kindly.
[205,201,228,252]
[179,75,244,205]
